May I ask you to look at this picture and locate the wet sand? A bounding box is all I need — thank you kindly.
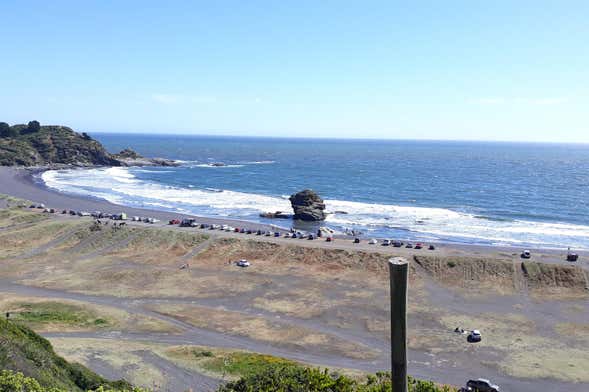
[1,166,586,268]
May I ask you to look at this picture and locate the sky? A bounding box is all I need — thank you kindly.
[0,1,588,142]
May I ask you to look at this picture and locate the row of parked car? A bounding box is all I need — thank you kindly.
[378,238,436,250]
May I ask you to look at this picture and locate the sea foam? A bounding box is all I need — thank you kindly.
[40,167,589,249]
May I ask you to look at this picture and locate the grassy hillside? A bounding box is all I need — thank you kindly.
[0,122,119,166]
[0,318,132,391]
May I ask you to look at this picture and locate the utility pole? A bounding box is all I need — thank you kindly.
[389,257,408,392]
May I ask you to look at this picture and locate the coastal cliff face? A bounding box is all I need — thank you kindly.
[0,123,119,166]
[289,189,326,221]
[0,122,177,167]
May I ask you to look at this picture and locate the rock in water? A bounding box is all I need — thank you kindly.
[289,189,326,221]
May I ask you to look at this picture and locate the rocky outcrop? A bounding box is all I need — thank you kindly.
[0,123,179,167]
[113,149,179,167]
[289,189,326,221]
[0,125,119,166]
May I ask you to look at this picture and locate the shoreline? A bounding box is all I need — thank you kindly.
[0,166,285,233]
[1,166,587,267]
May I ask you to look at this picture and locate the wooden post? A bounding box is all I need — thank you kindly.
[389,257,408,392]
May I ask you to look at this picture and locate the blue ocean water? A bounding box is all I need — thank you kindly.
[41,134,589,249]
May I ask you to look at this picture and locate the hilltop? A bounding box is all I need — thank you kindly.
[0,121,177,167]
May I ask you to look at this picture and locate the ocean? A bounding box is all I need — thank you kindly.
[40,134,589,249]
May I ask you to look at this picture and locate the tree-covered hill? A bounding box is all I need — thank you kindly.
[0,121,119,166]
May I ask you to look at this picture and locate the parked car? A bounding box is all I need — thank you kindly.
[325,236,332,242]
[236,259,250,267]
[78,211,91,217]
[467,330,482,343]
[180,218,197,227]
[392,240,403,247]
[405,243,413,248]
[169,219,181,225]
[521,249,531,259]
[368,238,377,245]
[415,243,423,249]
[307,234,315,240]
[382,239,391,246]
[466,378,499,392]
[354,238,360,244]
[429,244,436,250]
[274,232,280,237]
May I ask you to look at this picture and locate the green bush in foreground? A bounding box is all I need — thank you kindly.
[219,366,456,392]
[0,371,148,392]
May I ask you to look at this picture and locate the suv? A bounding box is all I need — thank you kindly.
[466,378,499,392]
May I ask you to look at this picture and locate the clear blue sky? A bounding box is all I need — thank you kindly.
[1,1,588,142]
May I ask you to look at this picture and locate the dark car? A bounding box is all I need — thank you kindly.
[429,244,436,250]
[405,243,413,248]
[466,378,499,392]
[415,243,423,249]
[325,236,333,242]
[392,240,403,247]
[307,234,314,240]
[274,232,280,237]
[354,238,360,244]
[467,330,482,343]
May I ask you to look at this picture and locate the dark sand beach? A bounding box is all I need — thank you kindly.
[1,166,586,268]
[1,165,589,392]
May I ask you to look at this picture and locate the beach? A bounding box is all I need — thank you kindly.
[1,167,589,391]
[1,166,586,268]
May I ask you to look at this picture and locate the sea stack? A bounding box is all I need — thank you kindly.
[289,189,326,221]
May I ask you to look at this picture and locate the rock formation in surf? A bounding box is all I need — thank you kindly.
[289,189,326,221]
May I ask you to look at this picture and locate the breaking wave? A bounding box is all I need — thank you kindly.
[41,167,589,249]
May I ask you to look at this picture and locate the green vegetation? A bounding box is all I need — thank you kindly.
[219,366,456,392]
[7,302,112,329]
[0,318,131,391]
[0,371,148,392]
[201,351,298,378]
[0,121,119,166]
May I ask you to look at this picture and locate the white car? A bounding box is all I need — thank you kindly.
[132,216,141,222]
[236,259,250,267]
[382,239,391,246]
[368,238,378,245]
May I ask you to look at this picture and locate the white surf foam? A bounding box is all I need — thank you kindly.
[40,168,589,249]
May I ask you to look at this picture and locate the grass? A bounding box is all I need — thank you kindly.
[163,345,298,379]
[0,318,132,391]
[7,302,112,329]
[202,352,297,377]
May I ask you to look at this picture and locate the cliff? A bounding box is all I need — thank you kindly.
[0,122,177,167]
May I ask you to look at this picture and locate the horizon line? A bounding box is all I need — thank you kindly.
[87,130,589,146]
